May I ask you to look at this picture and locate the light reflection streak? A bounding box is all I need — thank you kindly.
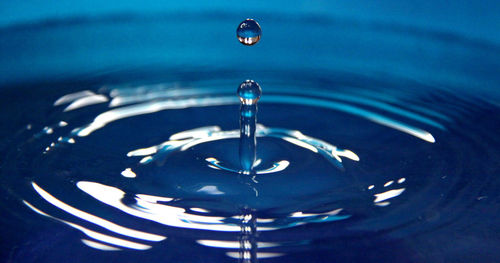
[139,156,153,164]
[282,137,318,153]
[256,218,275,223]
[23,201,152,250]
[205,157,290,175]
[196,240,279,249]
[135,194,173,203]
[197,185,224,195]
[374,188,406,203]
[226,252,285,259]
[31,182,166,242]
[129,125,359,173]
[263,95,436,143]
[72,92,436,143]
[76,181,349,232]
[54,90,96,106]
[256,160,290,174]
[120,168,136,178]
[25,180,351,257]
[384,180,394,187]
[75,96,237,137]
[127,146,157,157]
[76,181,248,232]
[109,87,210,107]
[64,95,108,112]
[375,201,391,207]
[107,84,445,130]
[179,134,232,151]
[274,86,447,130]
[106,84,449,131]
[81,239,121,251]
[290,209,342,218]
[191,208,210,213]
[170,126,222,140]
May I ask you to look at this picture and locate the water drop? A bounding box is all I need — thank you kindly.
[238,80,262,105]
[237,19,262,46]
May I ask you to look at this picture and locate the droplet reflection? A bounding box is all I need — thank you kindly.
[237,19,262,46]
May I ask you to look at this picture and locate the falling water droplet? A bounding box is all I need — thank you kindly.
[237,19,262,46]
[237,80,262,105]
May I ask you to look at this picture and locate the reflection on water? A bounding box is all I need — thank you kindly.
[68,85,437,143]
[23,201,155,251]
[0,10,498,262]
[128,124,359,174]
[4,75,497,262]
[25,180,353,258]
[10,79,449,261]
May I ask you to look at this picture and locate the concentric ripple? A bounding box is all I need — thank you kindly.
[3,70,497,263]
[0,12,499,263]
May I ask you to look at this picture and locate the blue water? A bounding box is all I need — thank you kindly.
[0,9,500,263]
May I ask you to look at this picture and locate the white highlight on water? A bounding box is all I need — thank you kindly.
[31,182,165,242]
[81,239,121,251]
[23,200,153,250]
[197,185,224,195]
[71,92,435,143]
[121,168,136,178]
[374,188,406,203]
[64,94,109,112]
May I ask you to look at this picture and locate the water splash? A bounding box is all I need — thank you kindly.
[127,124,359,173]
[238,80,262,173]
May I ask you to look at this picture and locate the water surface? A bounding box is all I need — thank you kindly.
[0,13,499,263]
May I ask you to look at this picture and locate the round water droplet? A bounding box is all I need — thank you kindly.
[237,19,262,46]
[237,80,262,105]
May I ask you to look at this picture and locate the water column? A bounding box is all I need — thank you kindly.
[236,19,263,263]
[236,19,262,174]
[238,80,262,174]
